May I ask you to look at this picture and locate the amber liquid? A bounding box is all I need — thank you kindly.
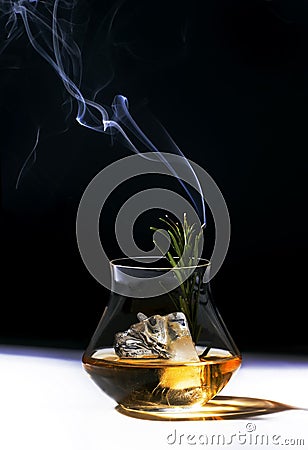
[83,348,241,411]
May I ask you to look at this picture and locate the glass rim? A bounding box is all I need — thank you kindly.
[110,256,211,271]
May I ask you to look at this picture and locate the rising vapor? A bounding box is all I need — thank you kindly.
[0,0,206,223]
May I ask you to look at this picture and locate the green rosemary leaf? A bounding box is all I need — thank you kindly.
[159,217,184,253]
[159,217,180,236]
[193,230,201,265]
[168,230,182,258]
[166,251,177,268]
[151,213,205,343]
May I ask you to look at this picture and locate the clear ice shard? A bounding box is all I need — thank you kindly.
[114,312,200,362]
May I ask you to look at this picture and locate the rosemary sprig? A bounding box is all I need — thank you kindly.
[151,213,205,343]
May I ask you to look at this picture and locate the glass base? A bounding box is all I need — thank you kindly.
[116,396,297,421]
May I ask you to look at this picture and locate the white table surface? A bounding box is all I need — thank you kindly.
[1,346,307,450]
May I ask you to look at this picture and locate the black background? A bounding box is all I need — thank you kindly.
[1,0,307,354]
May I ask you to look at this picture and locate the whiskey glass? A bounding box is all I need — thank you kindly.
[82,257,241,419]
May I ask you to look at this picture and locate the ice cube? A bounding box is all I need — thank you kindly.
[114,311,199,362]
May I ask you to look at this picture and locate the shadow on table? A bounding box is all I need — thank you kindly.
[116,396,303,421]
